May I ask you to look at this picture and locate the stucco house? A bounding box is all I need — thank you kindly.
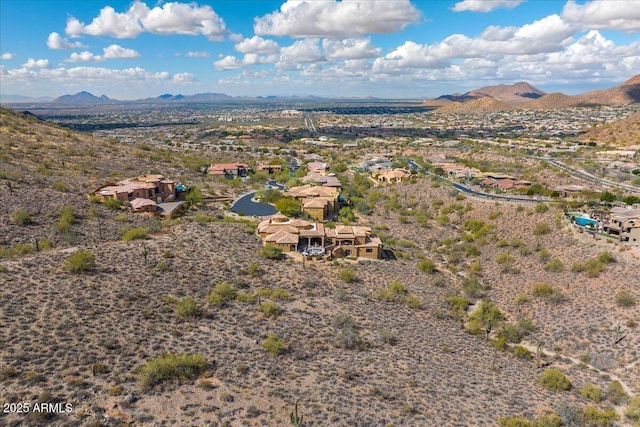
[372,168,412,183]
[208,163,250,178]
[257,215,382,259]
[286,184,340,221]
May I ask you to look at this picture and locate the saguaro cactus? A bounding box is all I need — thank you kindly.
[290,401,304,426]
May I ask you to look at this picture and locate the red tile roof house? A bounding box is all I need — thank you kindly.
[207,163,250,178]
[257,215,383,260]
[90,174,186,217]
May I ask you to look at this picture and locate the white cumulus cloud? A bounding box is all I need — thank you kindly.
[1,53,15,60]
[235,36,280,54]
[254,0,420,37]
[103,44,140,59]
[65,1,227,40]
[214,55,243,70]
[22,58,50,69]
[278,39,326,69]
[67,51,104,63]
[453,0,525,13]
[562,0,640,33]
[47,32,87,50]
[322,38,381,59]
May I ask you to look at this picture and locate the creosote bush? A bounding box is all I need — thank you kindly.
[63,249,95,273]
[259,244,283,260]
[539,368,571,391]
[207,282,237,307]
[615,290,636,308]
[262,333,287,356]
[417,258,436,274]
[579,384,601,402]
[339,267,357,283]
[139,353,207,387]
[176,297,201,319]
[121,227,148,242]
[12,209,32,225]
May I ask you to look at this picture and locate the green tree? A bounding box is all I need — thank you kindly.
[274,198,301,216]
[185,185,202,207]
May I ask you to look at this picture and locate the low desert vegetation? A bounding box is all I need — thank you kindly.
[259,244,283,260]
[63,249,95,273]
[207,282,237,307]
[138,353,207,388]
[262,333,287,356]
[539,368,571,391]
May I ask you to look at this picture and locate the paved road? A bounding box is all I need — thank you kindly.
[409,158,553,203]
[304,112,317,135]
[545,158,640,195]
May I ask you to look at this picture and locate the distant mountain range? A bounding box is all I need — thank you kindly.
[428,75,640,112]
[2,75,639,108]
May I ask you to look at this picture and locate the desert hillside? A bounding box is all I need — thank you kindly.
[1,108,639,426]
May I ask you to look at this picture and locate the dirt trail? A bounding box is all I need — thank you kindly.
[515,340,636,422]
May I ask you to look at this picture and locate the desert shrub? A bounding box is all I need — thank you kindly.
[466,299,504,336]
[496,251,516,267]
[533,222,551,235]
[121,228,148,241]
[63,249,95,273]
[515,293,530,306]
[339,267,357,283]
[235,291,257,304]
[580,383,601,402]
[417,258,436,273]
[535,203,549,213]
[114,213,129,222]
[156,261,168,271]
[247,262,261,277]
[139,353,207,387]
[615,290,636,308]
[259,301,281,318]
[103,197,122,210]
[0,243,35,258]
[379,329,397,345]
[12,209,32,225]
[606,380,628,405]
[513,346,532,359]
[583,406,618,426]
[176,298,201,319]
[532,283,554,297]
[495,323,521,343]
[332,314,362,349]
[262,333,287,356]
[597,251,615,264]
[498,416,534,427]
[56,205,76,233]
[538,248,551,262]
[405,294,422,309]
[556,402,583,427]
[389,280,407,294]
[625,396,640,423]
[259,244,283,260]
[545,258,564,272]
[462,278,487,299]
[207,282,236,306]
[52,181,69,192]
[539,368,571,391]
[536,413,561,427]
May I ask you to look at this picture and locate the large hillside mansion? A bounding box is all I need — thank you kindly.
[257,214,383,260]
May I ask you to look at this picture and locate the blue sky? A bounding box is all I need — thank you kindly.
[1,0,639,99]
